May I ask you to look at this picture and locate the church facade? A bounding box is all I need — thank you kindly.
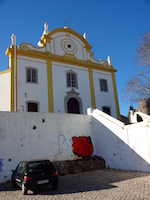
[0,23,120,119]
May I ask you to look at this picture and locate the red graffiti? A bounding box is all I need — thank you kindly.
[72,136,93,157]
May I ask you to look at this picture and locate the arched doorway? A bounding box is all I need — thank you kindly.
[67,98,80,114]
[64,89,83,114]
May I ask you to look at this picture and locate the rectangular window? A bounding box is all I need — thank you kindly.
[66,71,77,88]
[27,102,38,112]
[102,106,111,115]
[100,79,108,92]
[26,68,38,83]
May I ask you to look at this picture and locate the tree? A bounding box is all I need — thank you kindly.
[122,30,150,104]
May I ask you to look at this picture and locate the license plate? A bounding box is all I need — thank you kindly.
[37,179,49,184]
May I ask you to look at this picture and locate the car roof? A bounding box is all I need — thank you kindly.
[20,159,51,164]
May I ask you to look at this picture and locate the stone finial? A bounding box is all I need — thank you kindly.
[43,22,49,35]
[107,56,111,66]
[11,34,16,46]
[83,33,87,40]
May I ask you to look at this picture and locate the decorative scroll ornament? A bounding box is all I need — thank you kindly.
[20,44,29,51]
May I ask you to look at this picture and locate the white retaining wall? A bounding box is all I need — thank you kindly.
[0,112,93,183]
[91,109,150,172]
[1,109,150,184]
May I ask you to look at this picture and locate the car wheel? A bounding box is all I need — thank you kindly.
[12,179,17,188]
[22,183,27,195]
[52,181,58,189]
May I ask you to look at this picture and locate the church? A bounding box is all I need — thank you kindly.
[0,23,120,119]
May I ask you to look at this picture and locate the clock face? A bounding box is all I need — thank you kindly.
[62,39,77,55]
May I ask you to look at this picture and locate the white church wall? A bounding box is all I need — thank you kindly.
[0,71,10,111]
[52,32,86,60]
[52,62,92,114]
[0,111,93,183]
[91,109,150,172]
[17,56,49,112]
[69,34,86,60]
[93,70,117,118]
[53,35,66,56]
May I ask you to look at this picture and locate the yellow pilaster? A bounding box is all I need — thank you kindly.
[15,46,17,112]
[8,45,17,112]
[88,67,96,108]
[112,71,121,120]
[9,52,14,112]
[47,60,54,112]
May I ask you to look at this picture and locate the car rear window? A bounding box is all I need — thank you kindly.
[27,160,55,173]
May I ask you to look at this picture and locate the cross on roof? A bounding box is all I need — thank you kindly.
[64,20,69,27]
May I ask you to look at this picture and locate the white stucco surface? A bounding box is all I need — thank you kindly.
[1,27,119,117]
[93,70,117,118]
[0,109,150,184]
[0,71,10,111]
[52,62,91,114]
[17,56,48,112]
[0,112,92,183]
[92,109,150,172]
[51,32,87,60]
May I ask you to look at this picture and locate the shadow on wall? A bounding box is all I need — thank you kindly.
[92,115,150,172]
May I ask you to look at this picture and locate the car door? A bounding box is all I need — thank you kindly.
[15,162,25,187]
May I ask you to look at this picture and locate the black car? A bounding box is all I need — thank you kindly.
[11,159,59,195]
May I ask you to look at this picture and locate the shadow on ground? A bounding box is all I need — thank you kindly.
[0,169,149,195]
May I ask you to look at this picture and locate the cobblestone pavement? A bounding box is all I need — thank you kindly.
[0,169,150,200]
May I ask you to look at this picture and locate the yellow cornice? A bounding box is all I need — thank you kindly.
[0,68,11,74]
[5,48,11,56]
[6,46,117,73]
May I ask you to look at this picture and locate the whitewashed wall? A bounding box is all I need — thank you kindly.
[17,56,49,112]
[52,62,91,114]
[91,109,150,172]
[93,70,117,118]
[52,32,87,60]
[0,112,93,183]
[0,71,10,111]
[1,109,150,184]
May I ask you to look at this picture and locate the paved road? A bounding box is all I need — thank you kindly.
[0,169,150,200]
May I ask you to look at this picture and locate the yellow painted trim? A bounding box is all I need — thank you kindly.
[41,27,92,51]
[8,46,17,112]
[112,72,120,120]
[88,68,96,108]
[53,39,56,54]
[61,38,77,56]
[9,52,14,111]
[6,47,117,74]
[47,60,54,112]
[42,35,52,43]
[15,46,17,112]
[0,68,11,74]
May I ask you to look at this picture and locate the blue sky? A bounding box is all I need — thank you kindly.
[0,0,150,116]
